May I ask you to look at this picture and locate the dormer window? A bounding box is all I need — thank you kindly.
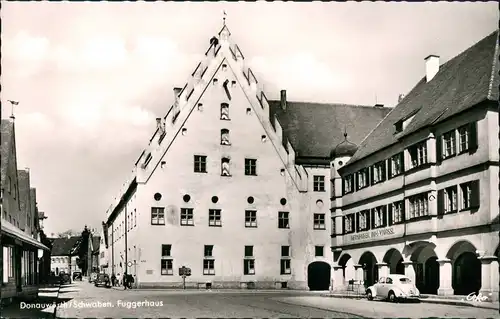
[221,64,227,72]
[220,103,230,120]
[221,157,231,176]
[395,113,417,133]
[213,78,218,85]
[231,81,236,88]
[221,129,230,145]
[395,121,403,133]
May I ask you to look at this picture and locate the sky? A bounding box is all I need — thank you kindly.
[1,2,497,236]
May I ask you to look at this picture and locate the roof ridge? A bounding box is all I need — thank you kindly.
[268,99,379,109]
[487,31,499,100]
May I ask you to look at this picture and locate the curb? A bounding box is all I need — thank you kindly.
[320,294,499,310]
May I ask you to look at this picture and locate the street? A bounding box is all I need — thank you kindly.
[52,281,499,318]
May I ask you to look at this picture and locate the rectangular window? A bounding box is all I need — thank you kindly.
[281,246,290,258]
[457,123,478,153]
[244,245,253,257]
[280,259,291,275]
[278,211,290,229]
[371,161,386,184]
[194,155,207,173]
[208,209,222,227]
[356,168,369,190]
[390,153,404,177]
[313,176,325,192]
[408,141,427,169]
[313,213,326,230]
[408,193,429,219]
[390,201,404,225]
[180,208,194,226]
[243,259,255,275]
[161,244,171,257]
[343,214,355,234]
[151,207,165,225]
[343,174,354,194]
[315,246,324,257]
[372,206,387,228]
[245,210,257,228]
[460,180,480,210]
[442,130,456,159]
[161,259,173,275]
[244,159,257,176]
[204,245,213,257]
[3,247,9,282]
[203,259,215,275]
[444,186,458,213]
[357,210,370,231]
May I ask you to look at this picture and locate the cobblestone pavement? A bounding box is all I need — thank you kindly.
[275,296,500,318]
[55,282,499,318]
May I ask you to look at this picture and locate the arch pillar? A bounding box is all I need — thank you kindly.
[332,265,344,291]
[402,260,415,283]
[354,264,364,283]
[437,258,453,296]
[478,256,499,301]
[376,263,389,280]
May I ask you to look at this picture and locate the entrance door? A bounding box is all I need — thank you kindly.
[424,257,439,294]
[15,247,22,292]
[454,252,481,296]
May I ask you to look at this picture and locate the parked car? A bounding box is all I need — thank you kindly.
[366,274,420,302]
[72,271,83,281]
[89,272,98,283]
[59,272,71,285]
[94,273,111,288]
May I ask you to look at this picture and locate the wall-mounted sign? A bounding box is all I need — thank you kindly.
[127,262,133,267]
[344,225,403,245]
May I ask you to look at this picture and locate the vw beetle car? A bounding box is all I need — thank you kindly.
[366,274,420,302]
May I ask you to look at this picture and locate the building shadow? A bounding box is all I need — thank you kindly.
[0,296,73,319]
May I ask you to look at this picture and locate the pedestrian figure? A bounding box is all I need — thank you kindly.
[123,272,128,290]
[117,273,121,286]
[111,273,116,287]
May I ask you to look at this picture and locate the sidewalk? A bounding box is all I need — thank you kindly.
[321,292,499,310]
[0,284,64,319]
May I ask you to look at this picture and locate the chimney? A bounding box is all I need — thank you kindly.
[280,90,287,111]
[425,55,440,83]
[374,104,384,108]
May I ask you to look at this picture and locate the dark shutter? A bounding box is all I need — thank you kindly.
[382,206,388,227]
[356,212,360,232]
[366,210,371,230]
[436,135,442,162]
[370,166,374,185]
[470,180,480,208]
[401,201,406,222]
[342,178,346,195]
[388,203,393,225]
[370,209,375,229]
[351,216,355,232]
[354,173,359,191]
[382,161,387,182]
[342,216,346,234]
[468,122,478,153]
[437,190,445,215]
[387,158,393,179]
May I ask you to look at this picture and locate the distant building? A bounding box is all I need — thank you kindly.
[88,234,100,274]
[49,236,81,275]
[1,117,50,303]
[331,30,499,301]
[103,23,391,290]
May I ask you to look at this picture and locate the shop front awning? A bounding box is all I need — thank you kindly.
[1,221,50,251]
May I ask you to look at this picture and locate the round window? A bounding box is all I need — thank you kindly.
[183,194,191,203]
[247,196,254,204]
[212,196,219,204]
[154,193,162,201]
[280,198,287,206]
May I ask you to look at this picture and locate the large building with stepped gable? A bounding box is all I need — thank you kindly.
[102,23,391,290]
[331,30,499,301]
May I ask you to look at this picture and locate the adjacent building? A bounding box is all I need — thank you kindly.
[103,24,391,290]
[1,116,50,303]
[331,30,499,301]
[49,236,81,276]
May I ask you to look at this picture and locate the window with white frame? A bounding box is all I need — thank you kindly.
[373,205,386,228]
[408,141,427,169]
[278,212,289,229]
[244,246,255,275]
[245,210,257,228]
[460,180,479,210]
[280,246,291,275]
[313,213,326,230]
[208,209,222,227]
[151,207,165,225]
[356,168,369,190]
[358,210,369,231]
[444,186,458,213]
[161,259,173,275]
[372,161,386,184]
[408,193,429,219]
[458,124,475,153]
[203,245,215,275]
[442,130,456,158]
[390,201,404,225]
[343,214,355,234]
[313,175,325,192]
[180,208,194,226]
[343,174,354,194]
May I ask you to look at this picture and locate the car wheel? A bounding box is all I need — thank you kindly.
[367,291,373,301]
[388,291,397,303]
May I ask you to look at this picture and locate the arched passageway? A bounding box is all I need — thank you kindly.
[307,261,331,291]
[338,254,355,284]
[409,242,438,294]
[359,251,378,287]
[447,240,481,296]
[383,248,405,275]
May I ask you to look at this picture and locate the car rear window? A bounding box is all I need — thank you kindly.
[399,278,411,284]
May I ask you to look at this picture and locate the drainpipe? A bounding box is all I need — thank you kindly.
[124,206,128,275]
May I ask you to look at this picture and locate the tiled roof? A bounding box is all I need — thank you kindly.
[49,236,80,256]
[346,30,499,165]
[18,170,31,222]
[0,120,14,186]
[268,101,391,158]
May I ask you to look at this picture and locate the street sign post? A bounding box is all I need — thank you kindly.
[179,266,191,289]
